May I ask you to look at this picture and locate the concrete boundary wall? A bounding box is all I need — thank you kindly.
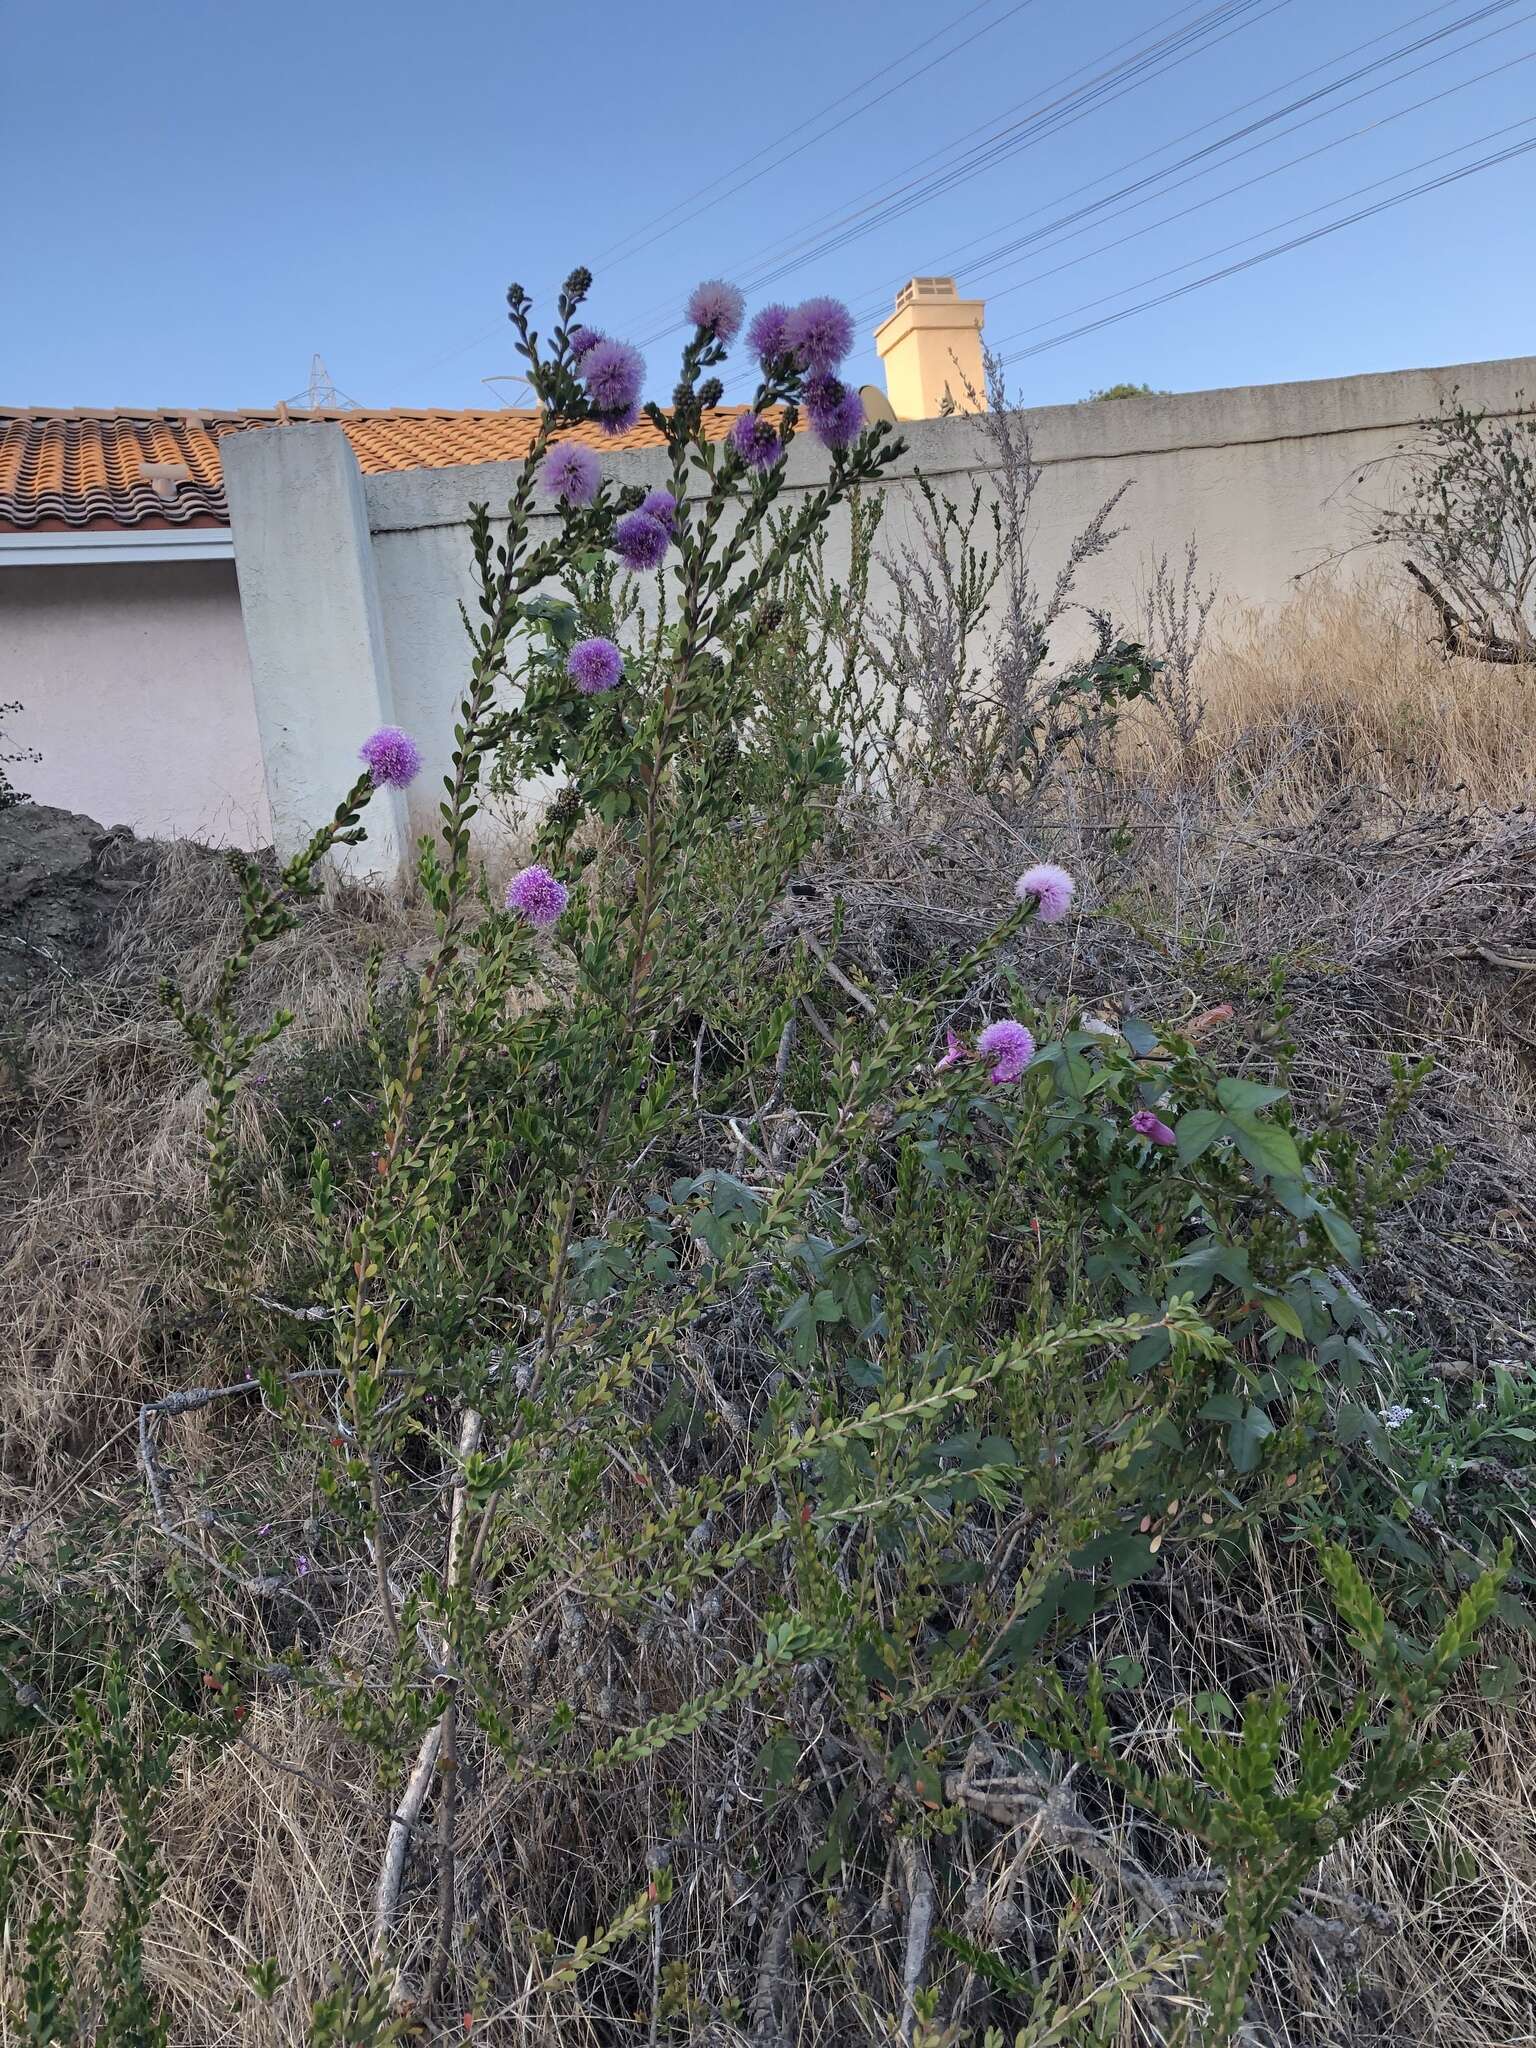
[227,355,1536,862]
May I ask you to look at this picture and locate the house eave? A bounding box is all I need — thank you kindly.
[0,526,235,567]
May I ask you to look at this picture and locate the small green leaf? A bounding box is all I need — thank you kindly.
[1255,1291,1305,1340]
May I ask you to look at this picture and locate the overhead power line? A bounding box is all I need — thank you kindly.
[845,0,1479,317]
[388,0,1042,388]
[683,0,1295,320]
[637,0,1288,344]
[993,111,1535,346]
[852,0,1523,320]
[624,0,1269,335]
[592,0,1045,271]
[992,118,1536,362]
[718,0,1512,402]
[403,0,1285,391]
[970,33,1536,310]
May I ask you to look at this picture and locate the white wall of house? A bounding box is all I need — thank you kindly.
[1,556,270,844]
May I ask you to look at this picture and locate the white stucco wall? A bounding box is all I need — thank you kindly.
[0,559,270,844]
[358,353,1536,841]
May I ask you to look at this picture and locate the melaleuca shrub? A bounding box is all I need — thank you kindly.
[5,269,1505,2048]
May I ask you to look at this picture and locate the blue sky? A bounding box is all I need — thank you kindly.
[5,0,1533,413]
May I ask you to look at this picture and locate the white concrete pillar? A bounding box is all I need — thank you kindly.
[223,424,409,879]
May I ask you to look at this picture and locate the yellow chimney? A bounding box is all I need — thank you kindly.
[874,277,986,421]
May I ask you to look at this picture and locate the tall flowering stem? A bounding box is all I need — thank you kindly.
[618,313,903,1021]
[476,285,907,1461]
[330,277,620,1629]
[168,269,619,1650]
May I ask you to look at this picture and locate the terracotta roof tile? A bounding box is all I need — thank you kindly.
[0,406,750,532]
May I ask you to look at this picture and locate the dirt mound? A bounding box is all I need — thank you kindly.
[0,804,146,1001]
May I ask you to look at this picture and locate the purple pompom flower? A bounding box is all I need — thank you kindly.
[1015,862,1076,924]
[784,296,855,373]
[595,400,642,438]
[746,303,793,368]
[976,1019,1035,1084]
[640,488,679,534]
[359,726,422,789]
[810,384,867,450]
[505,865,568,928]
[731,411,783,471]
[540,442,601,507]
[685,279,746,343]
[581,338,645,415]
[567,323,602,360]
[613,509,670,573]
[567,637,624,695]
[1130,1107,1177,1147]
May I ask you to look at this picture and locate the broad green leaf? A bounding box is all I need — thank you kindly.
[1316,1205,1363,1265]
[1227,1403,1274,1473]
[776,1289,842,1364]
[1199,1391,1245,1423]
[1176,1107,1227,1164]
[757,1730,800,1788]
[1190,1689,1236,1724]
[1269,1175,1317,1220]
[1173,1242,1252,1288]
[1478,1656,1521,1703]
[1128,1327,1172,1372]
[1217,1077,1289,1113]
[1120,1013,1160,1057]
[1225,1108,1303,1182]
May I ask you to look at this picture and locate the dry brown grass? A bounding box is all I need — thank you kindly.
[13,1537,1533,2048]
[1079,1557,1536,2048]
[1123,577,1536,813]
[0,841,432,1500]
[133,1662,1536,2048]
